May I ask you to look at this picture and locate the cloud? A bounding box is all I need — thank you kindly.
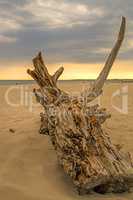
[0,2,23,33]
[0,35,17,43]
[0,0,133,68]
[0,18,21,33]
[22,0,104,28]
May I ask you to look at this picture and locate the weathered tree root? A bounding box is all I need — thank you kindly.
[27,17,133,194]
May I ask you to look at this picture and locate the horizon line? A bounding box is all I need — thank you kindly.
[1,79,133,81]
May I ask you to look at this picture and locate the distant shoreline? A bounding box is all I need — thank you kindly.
[0,79,133,85]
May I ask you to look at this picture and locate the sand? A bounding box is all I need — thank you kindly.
[0,81,133,200]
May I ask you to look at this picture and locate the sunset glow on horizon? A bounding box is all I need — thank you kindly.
[0,60,133,80]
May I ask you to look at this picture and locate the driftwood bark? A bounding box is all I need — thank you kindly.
[27,17,133,194]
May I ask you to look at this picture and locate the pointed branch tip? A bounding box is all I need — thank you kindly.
[52,66,64,83]
[85,17,126,102]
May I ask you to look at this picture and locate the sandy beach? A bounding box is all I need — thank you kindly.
[0,81,133,200]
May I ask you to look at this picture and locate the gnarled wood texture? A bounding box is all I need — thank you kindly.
[27,17,133,194]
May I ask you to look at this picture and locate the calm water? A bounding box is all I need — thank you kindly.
[0,80,92,85]
[0,80,37,85]
[0,79,133,85]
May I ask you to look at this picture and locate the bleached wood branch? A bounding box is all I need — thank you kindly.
[84,17,126,102]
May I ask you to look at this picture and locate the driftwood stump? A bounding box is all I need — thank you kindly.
[27,17,133,194]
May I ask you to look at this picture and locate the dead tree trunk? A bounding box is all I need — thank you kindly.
[27,17,133,194]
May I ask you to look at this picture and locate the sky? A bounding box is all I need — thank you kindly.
[0,0,133,80]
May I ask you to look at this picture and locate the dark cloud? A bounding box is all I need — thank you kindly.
[0,0,133,66]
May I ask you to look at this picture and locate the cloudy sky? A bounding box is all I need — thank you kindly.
[0,0,133,80]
